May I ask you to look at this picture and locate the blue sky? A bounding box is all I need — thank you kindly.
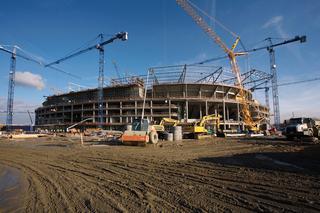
[0,0,319,124]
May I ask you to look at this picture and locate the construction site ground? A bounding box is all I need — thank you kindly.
[0,136,320,212]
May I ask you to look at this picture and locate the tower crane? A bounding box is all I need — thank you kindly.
[248,36,306,129]
[6,46,17,131]
[176,0,257,131]
[0,45,76,131]
[45,32,128,128]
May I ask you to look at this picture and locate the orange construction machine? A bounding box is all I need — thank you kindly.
[121,118,158,146]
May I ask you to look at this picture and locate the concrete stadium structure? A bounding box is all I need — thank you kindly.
[35,65,271,132]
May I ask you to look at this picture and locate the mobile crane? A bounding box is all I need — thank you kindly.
[176,0,258,131]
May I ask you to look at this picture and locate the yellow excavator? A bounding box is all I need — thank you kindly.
[181,114,221,139]
[153,118,180,133]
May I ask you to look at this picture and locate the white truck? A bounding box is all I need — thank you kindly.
[284,117,320,142]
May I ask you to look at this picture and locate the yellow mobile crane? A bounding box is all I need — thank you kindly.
[176,0,258,132]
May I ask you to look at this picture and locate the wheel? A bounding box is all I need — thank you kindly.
[149,131,158,144]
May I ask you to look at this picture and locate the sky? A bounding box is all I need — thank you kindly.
[0,0,319,124]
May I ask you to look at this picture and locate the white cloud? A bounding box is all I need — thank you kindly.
[15,71,45,90]
[262,16,283,29]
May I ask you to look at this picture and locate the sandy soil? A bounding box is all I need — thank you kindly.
[0,136,319,212]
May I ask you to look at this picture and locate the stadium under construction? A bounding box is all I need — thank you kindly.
[35,65,271,132]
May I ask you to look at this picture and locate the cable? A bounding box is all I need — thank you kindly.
[186,0,238,38]
[191,54,228,65]
[63,34,100,57]
[278,77,320,87]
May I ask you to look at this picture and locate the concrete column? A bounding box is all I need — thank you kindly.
[186,84,188,97]
[199,103,202,118]
[237,102,240,130]
[227,106,230,129]
[62,106,65,124]
[135,101,137,119]
[227,106,229,120]
[223,100,226,130]
[120,102,123,123]
[185,100,189,121]
[150,101,153,121]
[71,104,73,123]
[205,100,208,116]
[92,103,95,123]
[106,102,109,123]
[81,104,84,120]
[169,100,171,118]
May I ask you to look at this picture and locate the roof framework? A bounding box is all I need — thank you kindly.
[110,64,272,90]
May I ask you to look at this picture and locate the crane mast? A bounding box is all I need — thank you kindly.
[268,41,280,129]
[6,46,17,131]
[176,0,256,130]
[98,34,105,127]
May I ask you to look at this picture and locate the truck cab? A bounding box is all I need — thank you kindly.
[284,117,319,141]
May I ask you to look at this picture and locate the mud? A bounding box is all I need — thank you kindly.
[0,165,27,212]
[0,136,319,212]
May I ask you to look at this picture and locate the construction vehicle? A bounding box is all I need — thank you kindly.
[176,0,261,132]
[284,117,320,142]
[153,118,180,140]
[153,118,180,133]
[121,118,158,146]
[181,114,221,139]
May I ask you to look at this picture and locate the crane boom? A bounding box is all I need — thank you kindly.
[45,32,128,67]
[248,36,306,52]
[177,0,256,130]
[176,0,230,53]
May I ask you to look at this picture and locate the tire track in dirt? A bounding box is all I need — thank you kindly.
[0,138,319,212]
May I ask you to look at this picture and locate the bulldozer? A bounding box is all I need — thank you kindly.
[180,114,221,139]
[121,118,158,146]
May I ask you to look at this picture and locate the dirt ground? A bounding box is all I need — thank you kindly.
[0,136,319,212]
